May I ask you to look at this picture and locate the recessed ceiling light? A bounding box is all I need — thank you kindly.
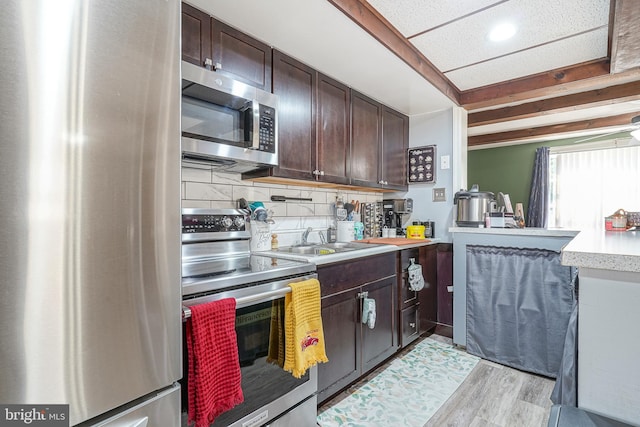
[488,23,517,42]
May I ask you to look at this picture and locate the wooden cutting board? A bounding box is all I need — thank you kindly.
[361,237,431,245]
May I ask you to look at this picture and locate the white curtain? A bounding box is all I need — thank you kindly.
[549,146,640,230]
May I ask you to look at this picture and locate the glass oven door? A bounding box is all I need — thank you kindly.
[181,275,318,427]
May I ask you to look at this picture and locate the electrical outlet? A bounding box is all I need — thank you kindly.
[433,188,446,202]
[440,155,450,170]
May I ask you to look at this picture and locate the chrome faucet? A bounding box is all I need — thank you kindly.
[301,227,313,245]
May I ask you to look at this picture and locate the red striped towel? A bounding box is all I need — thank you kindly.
[187,298,244,427]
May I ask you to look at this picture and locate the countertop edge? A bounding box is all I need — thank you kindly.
[449,226,580,238]
[560,230,640,273]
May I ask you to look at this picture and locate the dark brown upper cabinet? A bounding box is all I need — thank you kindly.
[181,3,211,68]
[381,106,409,190]
[264,50,317,181]
[211,19,272,91]
[244,52,350,185]
[181,4,272,91]
[350,91,408,191]
[316,74,350,185]
[351,91,382,188]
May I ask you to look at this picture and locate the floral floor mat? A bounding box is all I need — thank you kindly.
[317,337,480,427]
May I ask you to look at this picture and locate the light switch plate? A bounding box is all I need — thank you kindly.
[433,188,446,202]
[440,155,450,170]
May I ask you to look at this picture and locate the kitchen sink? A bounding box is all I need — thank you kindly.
[282,246,324,254]
[277,242,373,256]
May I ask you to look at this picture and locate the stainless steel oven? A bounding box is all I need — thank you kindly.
[180,208,318,427]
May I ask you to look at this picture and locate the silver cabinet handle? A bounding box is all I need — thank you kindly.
[409,322,416,328]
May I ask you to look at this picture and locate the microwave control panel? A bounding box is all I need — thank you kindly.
[258,105,276,153]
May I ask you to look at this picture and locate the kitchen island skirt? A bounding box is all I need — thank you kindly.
[317,337,479,426]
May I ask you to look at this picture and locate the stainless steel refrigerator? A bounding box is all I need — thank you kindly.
[0,1,182,425]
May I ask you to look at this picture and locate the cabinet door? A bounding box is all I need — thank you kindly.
[211,18,272,91]
[401,305,420,347]
[361,276,397,374]
[317,288,361,404]
[316,73,350,185]
[418,244,438,334]
[181,3,211,67]
[436,243,454,326]
[271,50,316,180]
[381,106,408,190]
[350,91,382,188]
[399,248,420,310]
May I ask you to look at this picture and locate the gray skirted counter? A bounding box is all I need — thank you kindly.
[450,227,579,377]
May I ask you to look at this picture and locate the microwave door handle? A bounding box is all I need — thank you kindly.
[250,99,260,150]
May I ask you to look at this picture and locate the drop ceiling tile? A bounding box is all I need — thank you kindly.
[445,27,608,90]
[365,0,502,37]
[410,0,609,72]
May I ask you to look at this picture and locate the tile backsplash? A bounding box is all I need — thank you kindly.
[181,166,383,247]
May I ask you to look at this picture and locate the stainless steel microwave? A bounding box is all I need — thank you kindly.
[181,61,278,172]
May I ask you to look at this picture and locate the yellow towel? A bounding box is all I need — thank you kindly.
[283,278,329,378]
[266,299,285,368]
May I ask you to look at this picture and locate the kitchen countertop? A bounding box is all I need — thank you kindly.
[380,238,440,250]
[449,226,580,237]
[561,229,640,273]
[256,238,439,265]
[258,243,397,265]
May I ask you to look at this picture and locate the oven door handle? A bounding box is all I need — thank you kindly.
[182,287,292,320]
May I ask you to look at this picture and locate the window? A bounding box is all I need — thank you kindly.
[548,139,640,230]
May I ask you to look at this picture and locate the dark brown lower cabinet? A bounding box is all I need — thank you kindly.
[418,244,438,335]
[436,243,454,327]
[397,247,420,348]
[396,244,437,348]
[317,253,397,404]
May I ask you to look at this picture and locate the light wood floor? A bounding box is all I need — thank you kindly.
[320,333,556,427]
[425,335,555,427]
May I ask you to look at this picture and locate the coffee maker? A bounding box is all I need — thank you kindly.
[382,198,413,236]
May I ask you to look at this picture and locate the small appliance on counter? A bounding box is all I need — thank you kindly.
[454,185,496,227]
[406,224,425,239]
[409,221,435,238]
[383,198,413,237]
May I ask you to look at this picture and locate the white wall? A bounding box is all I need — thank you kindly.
[387,107,463,242]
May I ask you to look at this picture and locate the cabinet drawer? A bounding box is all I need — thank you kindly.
[401,306,420,347]
[319,253,396,296]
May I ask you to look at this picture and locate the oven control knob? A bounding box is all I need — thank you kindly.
[233,216,245,228]
[220,216,233,229]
